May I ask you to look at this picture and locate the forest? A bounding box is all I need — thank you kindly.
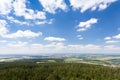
[0,63,120,80]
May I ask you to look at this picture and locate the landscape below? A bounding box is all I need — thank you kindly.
[0,54,120,80]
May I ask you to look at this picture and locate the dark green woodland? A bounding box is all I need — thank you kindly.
[0,63,120,80]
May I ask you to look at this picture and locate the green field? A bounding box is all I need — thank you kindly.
[1,55,120,67]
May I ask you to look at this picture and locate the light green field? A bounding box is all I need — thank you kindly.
[64,58,82,63]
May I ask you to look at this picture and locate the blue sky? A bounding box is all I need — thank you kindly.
[0,0,120,54]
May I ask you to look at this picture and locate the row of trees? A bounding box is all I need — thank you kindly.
[0,63,120,80]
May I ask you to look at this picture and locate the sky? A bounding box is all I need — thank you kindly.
[0,0,120,54]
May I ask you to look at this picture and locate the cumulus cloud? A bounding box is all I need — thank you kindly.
[13,0,46,20]
[0,0,51,26]
[39,0,68,14]
[7,41,28,48]
[7,16,29,25]
[7,16,52,26]
[0,41,120,54]
[105,40,119,44]
[77,18,98,31]
[44,37,66,41]
[77,35,83,40]
[0,0,46,20]
[67,44,101,52]
[0,19,41,38]
[27,44,120,54]
[0,20,8,36]
[0,0,13,15]
[4,30,42,38]
[0,42,101,54]
[35,19,53,25]
[113,34,120,39]
[104,34,120,44]
[69,0,117,13]
[103,45,120,53]
[0,42,66,54]
[104,37,111,40]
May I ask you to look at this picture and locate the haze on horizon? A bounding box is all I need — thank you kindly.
[0,0,120,54]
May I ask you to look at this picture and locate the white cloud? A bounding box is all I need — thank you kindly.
[99,4,107,10]
[31,43,64,53]
[105,40,119,44]
[7,41,28,48]
[0,19,42,38]
[44,42,65,51]
[0,42,66,54]
[44,37,66,41]
[31,43,101,54]
[103,45,120,53]
[7,16,29,25]
[104,34,120,44]
[77,35,83,40]
[7,16,52,26]
[35,19,53,25]
[0,0,52,26]
[113,34,120,39]
[69,0,117,13]
[67,44,101,52]
[104,37,111,40]
[4,30,42,38]
[0,20,8,36]
[0,41,120,54]
[77,18,98,31]
[0,0,13,15]
[39,0,68,14]
[13,0,26,16]
[13,0,46,20]
[24,10,46,20]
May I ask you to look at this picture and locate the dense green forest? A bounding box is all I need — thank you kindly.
[0,63,120,80]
